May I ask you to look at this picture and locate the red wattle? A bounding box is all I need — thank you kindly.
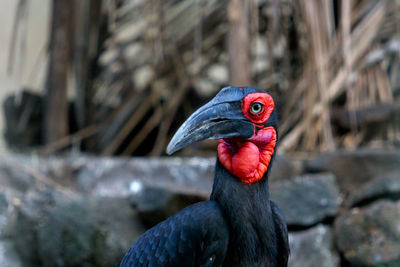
[218,127,277,184]
[232,142,259,180]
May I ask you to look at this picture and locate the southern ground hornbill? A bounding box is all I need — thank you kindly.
[120,86,289,266]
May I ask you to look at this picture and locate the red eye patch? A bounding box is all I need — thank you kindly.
[242,93,274,124]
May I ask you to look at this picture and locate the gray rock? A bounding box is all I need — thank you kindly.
[269,155,303,181]
[0,159,146,267]
[0,193,24,267]
[75,155,302,226]
[9,205,40,265]
[334,200,400,266]
[0,240,24,267]
[1,154,302,199]
[37,196,145,267]
[130,186,206,227]
[0,194,10,234]
[270,173,341,227]
[306,149,400,193]
[288,225,339,267]
[348,172,400,207]
[0,155,79,194]
[9,189,74,265]
[0,157,35,193]
[74,155,302,227]
[76,157,215,198]
[0,190,50,265]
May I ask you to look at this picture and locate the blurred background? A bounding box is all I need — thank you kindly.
[0,0,399,266]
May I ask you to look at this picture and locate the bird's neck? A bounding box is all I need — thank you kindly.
[210,160,278,265]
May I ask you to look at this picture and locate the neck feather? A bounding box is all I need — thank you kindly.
[210,160,279,265]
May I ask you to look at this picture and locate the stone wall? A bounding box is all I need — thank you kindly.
[0,149,399,266]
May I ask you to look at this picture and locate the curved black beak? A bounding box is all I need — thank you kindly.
[166,100,253,155]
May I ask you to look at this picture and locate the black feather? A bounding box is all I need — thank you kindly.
[211,160,288,267]
[270,200,290,266]
[120,201,229,267]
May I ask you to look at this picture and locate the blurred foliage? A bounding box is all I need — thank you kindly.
[5,0,400,156]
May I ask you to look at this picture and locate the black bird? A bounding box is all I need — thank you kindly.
[120,86,289,267]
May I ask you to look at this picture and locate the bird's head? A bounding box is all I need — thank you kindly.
[167,86,278,184]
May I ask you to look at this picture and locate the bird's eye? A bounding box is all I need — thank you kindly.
[250,102,264,115]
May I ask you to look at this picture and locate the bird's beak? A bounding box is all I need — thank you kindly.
[166,100,254,155]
